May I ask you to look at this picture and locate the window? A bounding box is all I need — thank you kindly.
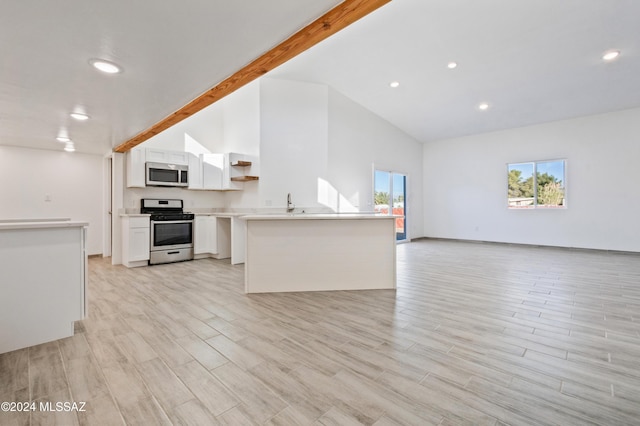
[508,160,565,208]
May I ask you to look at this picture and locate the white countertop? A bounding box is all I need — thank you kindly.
[119,211,398,220]
[120,212,244,218]
[194,212,246,218]
[0,217,70,223]
[241,213,397,220]
[0,220,89,230]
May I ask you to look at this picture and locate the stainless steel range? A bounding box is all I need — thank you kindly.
[141,198,195,265]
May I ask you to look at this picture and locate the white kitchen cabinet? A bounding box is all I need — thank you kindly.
[194,215,217,254]
[146,148,189,165]
[128,149,256,191]
[189,153,224,190]
[203,154,224,189]
[126,147,146,188]
[121,216,150,267]
[188,153,203,189]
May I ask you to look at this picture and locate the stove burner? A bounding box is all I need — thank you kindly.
[141,198,195,221]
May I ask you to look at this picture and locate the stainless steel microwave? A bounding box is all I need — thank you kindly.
[145,162,189,187]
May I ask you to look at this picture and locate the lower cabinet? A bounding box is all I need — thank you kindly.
[194,216,217,255]
[122,216,150,267]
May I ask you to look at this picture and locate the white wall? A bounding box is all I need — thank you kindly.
[328,88,424,238]
[256,78,424,238]
[423,107,640,252]
[224,79,261,208]
[0,146,104,255]
[260,78,329,211]
[140,103,224,153]
[124,187,225,212]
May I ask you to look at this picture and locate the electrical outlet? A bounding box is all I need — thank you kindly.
[45,194,51,202]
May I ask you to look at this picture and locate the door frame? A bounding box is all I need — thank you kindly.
[372,165,409,242]
[103,154,113,257]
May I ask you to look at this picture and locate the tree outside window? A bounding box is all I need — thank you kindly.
[508,160,565,208]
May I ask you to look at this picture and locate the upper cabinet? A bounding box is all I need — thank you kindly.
[146,149,189,165]
[189,153,224,190]
[204,154,225,189]
[187,153,202,189]
[126,147,146,188]
[126,148,257,191]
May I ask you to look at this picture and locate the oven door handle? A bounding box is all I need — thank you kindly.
[150,220,194,225]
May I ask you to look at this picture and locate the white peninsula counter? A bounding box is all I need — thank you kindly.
[243,214,397,293]
[0,220,88,354]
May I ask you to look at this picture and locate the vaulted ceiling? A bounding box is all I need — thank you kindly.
[2,0,639,155]
[270,0,640,143]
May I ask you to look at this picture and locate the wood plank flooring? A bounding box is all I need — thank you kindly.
[1,239,639,425]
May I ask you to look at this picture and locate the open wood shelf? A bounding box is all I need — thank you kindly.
[231,160,252,167]
[230,176,259,182]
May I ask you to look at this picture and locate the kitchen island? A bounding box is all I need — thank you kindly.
[243,214,397,293]
[0,220,87,354]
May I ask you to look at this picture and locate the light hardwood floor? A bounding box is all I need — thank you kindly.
[1,239,639,425]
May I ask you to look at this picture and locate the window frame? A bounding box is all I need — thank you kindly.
[507,159,566,209]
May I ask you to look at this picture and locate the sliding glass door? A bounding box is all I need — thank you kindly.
[374,170,407,241]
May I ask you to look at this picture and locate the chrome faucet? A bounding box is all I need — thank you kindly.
[286,193,295,213]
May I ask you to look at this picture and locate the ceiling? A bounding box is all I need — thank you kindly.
[2,1,639,155]
[0,0,341,155]
[269,0,640,143]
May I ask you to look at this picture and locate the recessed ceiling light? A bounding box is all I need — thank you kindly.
[64,142,75,152]
[56,135,71,143]
[602,50,620,61]
[89,58,122,74]
[389,81,400,88]
[447,62,458,69]
[478,102,490,111]
[70,112,90,120]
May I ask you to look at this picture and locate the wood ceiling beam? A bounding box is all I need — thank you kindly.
[113,0,391,153]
